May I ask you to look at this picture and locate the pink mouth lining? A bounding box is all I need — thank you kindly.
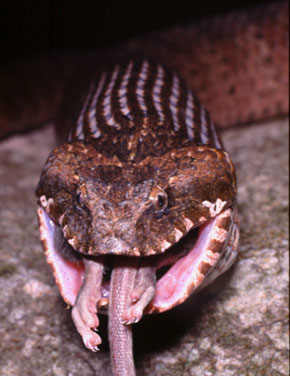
[38,207,84,306]
[37,206,231,312]
[147,217,218,313]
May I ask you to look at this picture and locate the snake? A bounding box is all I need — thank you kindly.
[1,2,288,376]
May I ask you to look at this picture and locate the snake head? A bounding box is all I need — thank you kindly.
[36,141,236,256]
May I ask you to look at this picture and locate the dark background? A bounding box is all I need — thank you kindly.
[0,0,277,63]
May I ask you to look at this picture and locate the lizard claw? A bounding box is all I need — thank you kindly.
[72,304,102,351]
[70,257,105,352]
[121,273,156,325]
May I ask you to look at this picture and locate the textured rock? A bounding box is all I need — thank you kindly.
[0,118,288,376]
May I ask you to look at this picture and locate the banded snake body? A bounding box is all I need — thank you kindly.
[36,59,239,375]
[1,2,288,376]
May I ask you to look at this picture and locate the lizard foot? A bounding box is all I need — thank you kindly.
[71,257,104,352]
[72,303,101,351]
[121,263,156,325]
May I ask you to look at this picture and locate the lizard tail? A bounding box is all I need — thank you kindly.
[109,257,137,376]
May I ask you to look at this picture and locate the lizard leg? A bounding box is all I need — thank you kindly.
[71,256,104,352]
[121,261,156,325]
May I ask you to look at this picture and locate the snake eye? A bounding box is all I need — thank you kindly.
[156,192,167,210]
[149,186,168,212]
[76,192,82,205]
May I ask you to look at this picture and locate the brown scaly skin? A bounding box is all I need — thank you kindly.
[36,143,236,256]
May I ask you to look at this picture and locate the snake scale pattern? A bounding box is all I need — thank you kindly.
[36,58,240,375]
[1,2,288,376]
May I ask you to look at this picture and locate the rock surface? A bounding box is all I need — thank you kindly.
[0,118,288,376]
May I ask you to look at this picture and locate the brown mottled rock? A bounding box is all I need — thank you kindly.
[0,117,288,376]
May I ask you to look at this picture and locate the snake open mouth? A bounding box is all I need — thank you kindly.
[37,206,237,314]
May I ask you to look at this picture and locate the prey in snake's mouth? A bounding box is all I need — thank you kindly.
[36,141,238,328]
